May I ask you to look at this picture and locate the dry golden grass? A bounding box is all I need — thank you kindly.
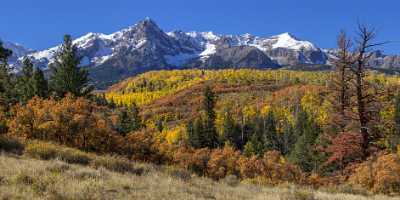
[0,151,399,200]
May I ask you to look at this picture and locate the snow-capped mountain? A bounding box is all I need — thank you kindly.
[4,18,400,87]
[17,18,326,70]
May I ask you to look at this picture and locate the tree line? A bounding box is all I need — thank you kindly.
[0,35,92,110]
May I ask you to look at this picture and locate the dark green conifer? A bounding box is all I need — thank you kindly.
[0,42,15,106]
[116,103,143,136]
[201,85,219,148]
[289,107,322,172]
[16,58,35,103]
[222,109,241,149]
[49,35,92,98]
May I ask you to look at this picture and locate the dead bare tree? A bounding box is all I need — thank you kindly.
[329,31,353,133]
[350,24,385,157]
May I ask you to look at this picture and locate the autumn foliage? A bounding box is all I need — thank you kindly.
[8,95,123,153]
[349,153,400,194]
[325,132,364,170]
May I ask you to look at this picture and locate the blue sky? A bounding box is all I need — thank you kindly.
[1,0,400,54]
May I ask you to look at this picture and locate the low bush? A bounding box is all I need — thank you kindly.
[220,175,240,187]
[91,155,144,175]
[173,147,210,176]
[45,161,71,173]
[164,166,192,182]
[207,145,241,180]
[321,184,369,196]
[349,153,400,194]
[0,136,24,154]
[25,141,91,165]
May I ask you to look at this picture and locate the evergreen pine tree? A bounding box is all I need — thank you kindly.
[243,134,265,157]
[116,103,143,136]
[187,118,202,148]
[156,118,164,133]
[32,67,48,98]
[289,108,322,172]
[116,109,131,136]
[49,35,93,98]
[0,42,16,107]
[262,111,278,151]
[15,58,35,103]
[129,103,142,131]
[201,85,219,148]
[222,109,241,149]
[278,120,296,155]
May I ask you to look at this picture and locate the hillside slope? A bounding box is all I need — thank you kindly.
[0,141,398,200]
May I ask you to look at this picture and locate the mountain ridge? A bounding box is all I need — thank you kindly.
[3,18,400,87]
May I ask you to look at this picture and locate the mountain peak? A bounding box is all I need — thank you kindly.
[270,32,316,50]
[274,32,298,40]
[137,17,159,29]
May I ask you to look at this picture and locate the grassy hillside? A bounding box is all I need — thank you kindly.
[0,140,398,200]
[5,69,400,198]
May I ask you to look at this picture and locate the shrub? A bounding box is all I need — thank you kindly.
[239,151,304,185]
[25,141,91,165]
[13,173,34,185]
[125,130,166,163]
[291,190,316,200]
[46,161,71,173]
[349,153,400,194]
[207,145,241,180]
[91,155,143,175]
[325,132,364,170]
[8,95,124,153]
[220,175,240,187]
[322,184,369,196]
[237,155,259,179]
[164,166,192,182]
[68,168,105,180]
[0,136,24,154]
[173,147,210,176]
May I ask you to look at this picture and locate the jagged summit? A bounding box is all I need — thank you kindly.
[269,32,317,50]
[4,18,399,87]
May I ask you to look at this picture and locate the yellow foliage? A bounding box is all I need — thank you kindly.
[162,126,186,145]
[106,69,333,106]
[300,88,329,125]
[260,105,271,116]
[243,105,257,119]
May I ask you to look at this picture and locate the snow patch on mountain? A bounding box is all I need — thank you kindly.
[200,43,217,57]
[29,46,58,63]
[269,32,317,50]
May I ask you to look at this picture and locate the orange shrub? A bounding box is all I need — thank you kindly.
[257,151,304,185]
[207,145,241,180]
[239,151,304,185]
[124,129,166,164]
[8,95,123,153]
[173,147,210,176]
[238,155,259,179]
[349,153,400,194]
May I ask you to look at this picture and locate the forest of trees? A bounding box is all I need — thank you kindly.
[1,26,400,195]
